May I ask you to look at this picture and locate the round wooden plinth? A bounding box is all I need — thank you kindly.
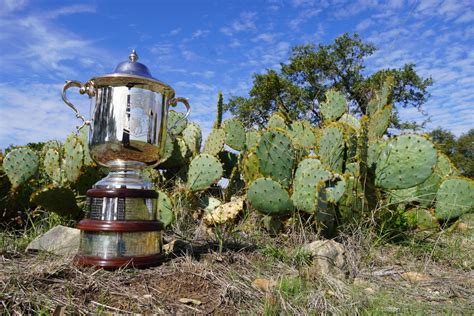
[74,253,166,270]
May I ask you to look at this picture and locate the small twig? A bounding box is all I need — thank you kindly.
[90,301,133,314]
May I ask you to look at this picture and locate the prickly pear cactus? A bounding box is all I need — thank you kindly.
[318,124,345,173]
[367,140,387,170]
[78,126,94,166]
[223,118,246,151]
[182,122,202,155]
[367,76,394,116]
[368,105,392,142]
[320,89,347,122]
[43,147,62,184]
[218,151,238,178]
[256,129,295,188]
[338,114,361,132]
[203,128,225,156]
[375,134,437,190]
[241,152,260,184]
[157,190,174,227]
[3,148,39,188]
[403,208,438,230]
[30,185,80,217]
[320,174,347,204]
[167,110,188,136]
[415,153,455,206]
[63,134,84,183]
[245,129,261,151]
[292,158,331,214]
[214,92,224,129]
[187,154,223,192]
[435,177,474,220]
[288,120,316,149]
[247,178,293,215]
[268,112,288,130]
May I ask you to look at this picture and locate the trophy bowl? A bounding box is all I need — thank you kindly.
[62,50,190,269]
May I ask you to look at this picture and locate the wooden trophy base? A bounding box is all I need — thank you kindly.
[75,188,164,270]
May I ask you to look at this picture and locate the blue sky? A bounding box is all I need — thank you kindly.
[0,0,472,150]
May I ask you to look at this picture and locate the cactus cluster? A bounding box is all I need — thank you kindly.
[3,77,473,234]
[2,127,97,218]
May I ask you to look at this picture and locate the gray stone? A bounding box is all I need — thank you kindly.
[26,225,80,256]
[302,239,346,278]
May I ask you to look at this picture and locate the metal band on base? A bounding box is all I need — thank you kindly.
[77,219,163,232]
[74,253,166,269]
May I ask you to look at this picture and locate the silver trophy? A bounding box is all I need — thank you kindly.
[62,50,190,268]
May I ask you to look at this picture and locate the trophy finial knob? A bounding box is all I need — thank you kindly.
[129,49,138,62]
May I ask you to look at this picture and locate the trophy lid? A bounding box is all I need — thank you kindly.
[91,50,175,95]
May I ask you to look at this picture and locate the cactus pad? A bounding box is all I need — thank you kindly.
[268,112,288,130]
[289,120,316,149]
[218,151,238,178]
[78,125,94,166]
[223,118,246,151]
[246,129,261,151]
[292,158,331,213]
[321,174,347,204]
[338,114,361,132]
[30,185,80,217]
[368,76,394,117]
[403,208,438,230]
[161,134,175,162]
[167,110,188,136]
[43,148,62,184]
[3,148,39,188]
[203,196,244,225]
[320,89,347,121]
[182,122,202,155]
[247,178,293,215]
[367,140,387,170]
[203,128,225,156]
[375,134,437,190]
[318,124,345,173]
[416,153,455,206]
[435,177,474,220]
[241,152,260,184]
[368,105,392,142]
[187,154,223,192]
[256,129,295,188]
[63,134,84,183]
[157,190,174,227]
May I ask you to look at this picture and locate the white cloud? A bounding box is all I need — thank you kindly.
[356,18,373,31]
[192,29,210,39]
[0,83,87,148]
[169,28,181,36]
[0,0,27,15]
[0,4,107,79]
[220,11,257,36]
[252,32,278,43]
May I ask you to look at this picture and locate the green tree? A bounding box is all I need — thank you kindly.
[452,129,473,178]
[225,33,433,128]
[429,128,473,178]
[428,128,457,156]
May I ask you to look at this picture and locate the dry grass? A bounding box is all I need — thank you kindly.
[1,216,473,314]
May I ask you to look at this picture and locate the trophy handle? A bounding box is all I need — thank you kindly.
[167,97,191,133]
[62,80,94,130]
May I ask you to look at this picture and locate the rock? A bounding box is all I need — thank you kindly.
[26,225,80,256]
[401,271,431,282]
[252,278,276,291]
[302,240,345,278]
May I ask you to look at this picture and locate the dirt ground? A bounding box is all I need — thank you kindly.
[1,224,473,315]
